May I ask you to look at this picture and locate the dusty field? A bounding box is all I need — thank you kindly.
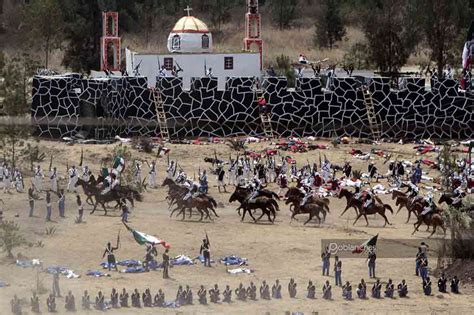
[0,139,472,314]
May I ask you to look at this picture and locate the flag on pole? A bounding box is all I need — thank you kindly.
[113,156,125,173]
[352,234,378,254]
[123,223,170,248]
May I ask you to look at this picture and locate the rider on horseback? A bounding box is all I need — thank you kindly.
[299,184,312,207]
[183,179,200,201]
[407,182,422,207]
[246,177,262,203]
[363,189,374,211]
[420,193,434,219]
[167,161,176,179]
[102,173,120,195]
[176,170,187,184]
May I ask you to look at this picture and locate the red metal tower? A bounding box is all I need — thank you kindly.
[243,0,263,70]
[100,11,121,72]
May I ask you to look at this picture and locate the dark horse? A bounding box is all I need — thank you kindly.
[439,193,472,211]
[353,202,394,227]
[75,178,142,215]
[285,187,330,213]
[161,177,218,221]
[229,186,279,223]
[285,191,327,225]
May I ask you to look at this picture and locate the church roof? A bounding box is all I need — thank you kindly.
[171,16,209,34]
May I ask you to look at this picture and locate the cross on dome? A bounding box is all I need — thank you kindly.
[184,5,192,16]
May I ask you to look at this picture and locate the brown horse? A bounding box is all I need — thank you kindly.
[285,192,327,225]
[229,187,278,223]
[394,196,425,223]
[412,213,446,237]
[285,187,330,213]
[391,189,407,200]
[353,202,393,226]
[338,188,363,216]
[161,178,218,221]
[439,193,472,211]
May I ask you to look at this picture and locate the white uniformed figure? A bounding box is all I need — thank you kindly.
[134,161,142,185]
[148,160,157,188]
[3,166,10,193]
[82,165,90,182]
[49,167,58,192]
[14,169,24,193]
[420,193,434,217]
[176,170,187,184]
[0,163,4,184]
[167,161,175,179]
[67,165,78,192]
[298,54,309,64]
[34,165,44,192]
[321,159,332,183]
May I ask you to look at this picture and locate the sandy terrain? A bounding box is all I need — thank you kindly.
[0,139,472,314]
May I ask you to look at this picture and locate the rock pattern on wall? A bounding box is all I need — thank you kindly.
[31,74,473,139]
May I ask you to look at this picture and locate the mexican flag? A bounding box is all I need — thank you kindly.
[352,234,378,254]
[124,223,170,249]
[113,156,125,173]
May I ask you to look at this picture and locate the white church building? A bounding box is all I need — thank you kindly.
[125,8,261,89]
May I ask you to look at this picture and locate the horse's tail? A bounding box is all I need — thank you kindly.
[208,196,217,208]
[270,198,280,211]
[132,190,143,202]
[384,204,393,214]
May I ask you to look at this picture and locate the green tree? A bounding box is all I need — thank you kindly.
[0,221,27,258]
[358,0,420,73]
[0,53,39,167]
[314,0,346,49]
[272,0,298,30]
[61,0,102,72]
[420,0,473,77]
[23,0,64,68]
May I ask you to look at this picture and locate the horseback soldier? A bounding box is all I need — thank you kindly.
[49,167,58,192]
[199,170,208,193]
[246,177,262,203]
[176,170,187,184]
[147,160,157,188]
[102,173,120,195]
[184,179,200,201]
[299,184,313,208]
[363,189,375,211]
[277,173,288,196]
[67,165,78,192]
[167,161,175,179]
[34,165,44,192]
[82,165,90,182]
[420,193,434,220]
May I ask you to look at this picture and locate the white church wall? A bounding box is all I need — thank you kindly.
[127,51,261,88]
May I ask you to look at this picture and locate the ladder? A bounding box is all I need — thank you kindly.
[256,89,274,138]
[361,88,381,140]
[152,88,170,142]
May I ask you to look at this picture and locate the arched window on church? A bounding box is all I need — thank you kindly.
[172,35,181,50]
[202,34,209,49]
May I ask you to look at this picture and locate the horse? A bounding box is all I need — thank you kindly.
[353,202,394,227]
[161,178,218,221]
[229,187,279,223]
[285,187,330,213]
[75,178,142,216]
[412,213,446,237]
[337,188,363,216]
[391,189,407,201]
[439,193,472,211]
[394,195,426,223]
[285,192,327,225]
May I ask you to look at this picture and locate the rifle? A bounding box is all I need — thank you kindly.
[319,152,322,169]
[79,147,83,167]
[205,231,210,246]
[214,149,218,166]
[204,59,207,76]
[49,155,53,171]
[134,60,142,76]
[175,61,183,73]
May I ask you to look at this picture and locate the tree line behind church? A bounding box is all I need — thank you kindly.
[1,0,473,75]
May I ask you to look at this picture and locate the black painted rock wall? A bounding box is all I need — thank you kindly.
[31,75,473,139]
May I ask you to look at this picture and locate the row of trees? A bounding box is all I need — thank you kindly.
[2,0,472,73]
[315,0,472,74]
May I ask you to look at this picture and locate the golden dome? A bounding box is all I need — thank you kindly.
[171,16,209,34]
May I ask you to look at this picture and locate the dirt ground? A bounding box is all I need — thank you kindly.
[0,139,472,314]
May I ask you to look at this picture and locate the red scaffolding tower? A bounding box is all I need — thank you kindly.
[243,0,263,70]
[100,11,121,72]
